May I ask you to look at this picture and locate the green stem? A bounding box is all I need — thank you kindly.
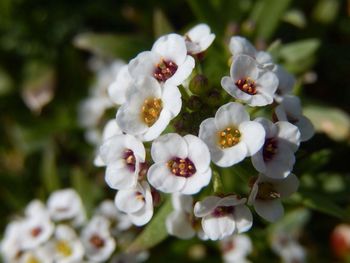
[212,170,224,194]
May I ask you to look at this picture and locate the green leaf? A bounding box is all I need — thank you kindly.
[153,8,173,38]
[251,0,292,40]
[127,197,172,252]
[73,33,151,60]
[296,189,348,219]
[304,104,350,141]
[41,141,60,193]
[279,39,320,63]
[312,0,340,24]
[282,9,307,28]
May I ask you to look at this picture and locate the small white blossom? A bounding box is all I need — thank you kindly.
[275,95,315,142]
[116,76,181,141]
[25,200,49,218]
[251,118,300,179]
[95,200,133,233]
[47,189,86,227]
[248,173,299,222]
[194,195,253,240]
[271,231,306,263]
[221,55,278,106]
[148,133,211,194]
[108,64,134,105]
[1,221,25,262]
[129,33,195,86]
[220,234,253,263]
[81,216,116,263]
[18,247,53,263]
[184,23,215,55]
[229,36,274,69]
[199,102,265,167]
[114,181,154,226]
[99,133,145,190]
[50,225,84,263]
[273,65,296,103]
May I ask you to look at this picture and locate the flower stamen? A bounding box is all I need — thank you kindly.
[212,206,234,217]
[141,98,163,127]
[89,234,105,248]
[123,149,136,172]
[218,127,241,148]
[256,182,280,200]
[263,138,278,162]
[153,59,178,82]
[167,157,196,178]
[235,77,257,95]
[56,240,72,257]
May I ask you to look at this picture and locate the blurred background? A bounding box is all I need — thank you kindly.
[0,0,350,262]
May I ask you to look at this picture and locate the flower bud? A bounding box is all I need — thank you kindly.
[189,74,209,95]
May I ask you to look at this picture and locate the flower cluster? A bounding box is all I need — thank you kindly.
[94,23,314,242]
[0,189,148,263]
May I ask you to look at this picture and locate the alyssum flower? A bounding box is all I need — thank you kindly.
[194,195,253,240]
[199,102,265,167]
[251,118,301,179]
[147,133,212,194]
[248,173,299,222]
[221,54,279,106]
[99,133,145,190]
[220,234,253,263]
[184,23,215,55]
[108,64,134,105]
[129,33,195,86]
[116,76,182,141]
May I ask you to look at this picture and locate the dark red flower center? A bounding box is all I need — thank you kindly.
[212,206,234,217]
[167,157,196,178]
[235,77,257,95]
[153,59,178,82]
[89,234,105,248]
[263,138,278,162]
[123,149,136,172]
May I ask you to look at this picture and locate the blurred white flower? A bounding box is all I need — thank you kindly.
[18,246,53,263]
[50,224,84,263]
[221,55,278,106]
[99,133,145,190]
[95,200,133,233]
[148,133,211,194]
[194,195,253,240]
[184,24,215,55]
[273,65,296,103]
[47,189,86,227]
[275,95,315,142]
[116,76,181,141]
[271,231,306,263]
[229,36,274,69]
[115,181,154,226]
[129,33,195,86]
[248,173,299,222]
[251,118,300,179]
[199,102,265,167]
[108,64,134,105]
[1,221,25,262]
[220,234,252,263]
[81,216,116,262]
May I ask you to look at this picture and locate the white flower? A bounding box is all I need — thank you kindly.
[18,247,53,263]
[114,181,154,226]
[147,133,211,194]
[50,225,84,263]
[78,97,111,129]
[25,200,49,218]
[221,55,278,106]
[21,213,55,250]
[199,102,265,167]
[47,189,86,227]
[184,24,215,55]
[271,231,306,263]
[81,216,116,263]
[194,195,253,240]
[95,200,133,233]
[116,76,181,141]
[248,173,299,222]
[108,64,134,105]
[273,65,295,103]
[129,33,195,86]
[94,119,123,167]
[1,221,25,262]
[274,95,315,142]
[251,118,300,179]
[220,234,253,263]
[229,36,274,68]
[99,133,145,190]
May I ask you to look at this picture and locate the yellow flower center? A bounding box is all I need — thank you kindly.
[56,240,72,257]
[141,98,163,127]
[218,127,241,148]
[26,255,40,263]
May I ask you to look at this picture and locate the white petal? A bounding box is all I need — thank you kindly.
[181,168,212,195]
[256,71,278,101]
[255,117,277,138]
[99,134,127,164]
[218,196,246,207]
[239,121,265,156]
[214,141,248,167]
[231,55,259,82]
[166,55,195,86]
[297,116,315,142]
[256,51,273,65]
[152,33,187,65]
[115,187,145,214]
[101,119,122,141]
[263,145,295,179]
[194,196,221,217]
[221,76,252,101]
[198,117,219,149]
[171,193,193,212]
[124,135,146,161]
[187,24,211,41]
[234,205,253,233]
[162,84,182,117]
[141,109,171,142]
[248,92,273,106]
[116,104,148,135]
[128,203,153,226]
[275,173,299,198]
[147,162,187,193]
[108,65,133,105]
[128,51,159,80]
[251,149,266,173]
[215,102,250,130]
[184,135,211,172]
[166,211,195,239]
[229,36,256,58]
[254,199,284,222]
[105,162,138,190]
[202,215,235,240]
[151,133,188,162]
